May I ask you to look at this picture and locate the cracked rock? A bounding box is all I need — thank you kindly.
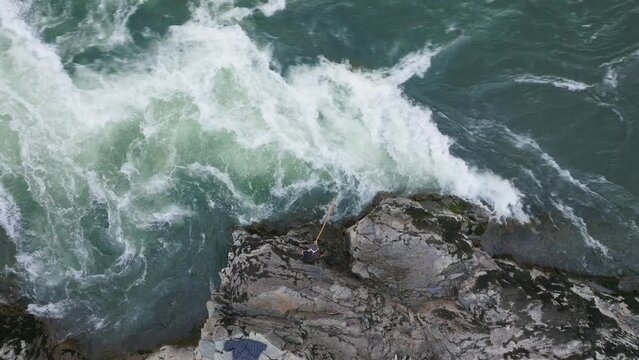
[197,196,639,359]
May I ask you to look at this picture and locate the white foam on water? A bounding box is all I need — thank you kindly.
[0,184,20,240]
[0,0,528,330]
[600,49,639,90]
[445,23,458,34]
[88,315,108,331]
[383,47,437,85]
[271,174,321,200]
[521,167,542,188]
[589,96,625,123]
[138,205,194,228]
[126,15,526,219]
[185,162,270,218]
[105,0,147,46]
[551,199,610,257]
[514,74,590,92]
[257,0,287,17]
[84,171,136,266]
[140,174,175,195]
[504,127,601,197]
[198,0,288,23]
[284,58,527,220]
[603,68,618,89]
[27,300,71,319]
[22,0,150,59]
[539,153,600,197]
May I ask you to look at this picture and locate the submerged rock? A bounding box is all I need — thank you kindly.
[197,195,639,359]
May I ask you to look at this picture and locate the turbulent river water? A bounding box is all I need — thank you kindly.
[0,0,638,354]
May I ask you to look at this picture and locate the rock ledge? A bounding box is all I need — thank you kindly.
[196,195,639,360]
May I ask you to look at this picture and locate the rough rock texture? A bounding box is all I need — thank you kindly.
[1,278,51,360]
[197,195,639,359]
[126,345,196,360]
[0,279,85,360]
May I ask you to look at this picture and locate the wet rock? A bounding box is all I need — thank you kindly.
[0,281,53,360]
[51,340,87,360]
[198,196,639,359]
[0,278,89,360]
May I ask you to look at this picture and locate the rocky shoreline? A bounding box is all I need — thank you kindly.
[0,276,86,360]
[2,194,639,359]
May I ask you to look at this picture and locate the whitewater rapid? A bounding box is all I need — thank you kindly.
[0,0,528,348]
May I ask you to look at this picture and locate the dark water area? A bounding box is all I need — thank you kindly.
[0,0,638,355]
[0,228,15,270]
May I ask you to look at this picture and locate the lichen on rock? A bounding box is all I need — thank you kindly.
[196,195,639,359]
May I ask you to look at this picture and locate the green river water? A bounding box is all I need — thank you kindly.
[0,0,638,354]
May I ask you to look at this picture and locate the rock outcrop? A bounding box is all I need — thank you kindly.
[3,195,638,359]
[196,195,639,359]
[0,278,86,360]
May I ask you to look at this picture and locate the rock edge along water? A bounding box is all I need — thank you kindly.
[0,277,86,360]
[196,195,639,360]
[2,194,639,359]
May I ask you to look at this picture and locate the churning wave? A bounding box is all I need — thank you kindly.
[0,183,20,240]
[0,0,528,342]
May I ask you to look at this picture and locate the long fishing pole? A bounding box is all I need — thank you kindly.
[314,199,337,246]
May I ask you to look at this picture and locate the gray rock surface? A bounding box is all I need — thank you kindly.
[197,195,639,359]
[126,345,195,360]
